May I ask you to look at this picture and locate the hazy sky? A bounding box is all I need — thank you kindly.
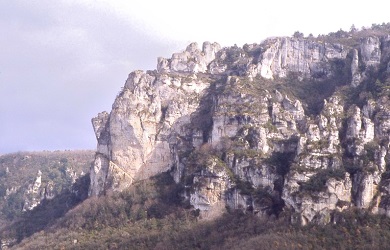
[1,0,389,153]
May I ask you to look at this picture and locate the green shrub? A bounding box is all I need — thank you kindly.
[299,169,346,192]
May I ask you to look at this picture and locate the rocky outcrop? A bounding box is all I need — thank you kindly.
[21,165,86,211]
[157,42,221,74]
[258,38,349,79]
[91,35,390,224]
[350,36,387,86]
[360,36,381,67]
[90,62,215,195]
[22,170,43,211]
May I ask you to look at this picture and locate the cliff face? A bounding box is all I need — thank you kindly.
[91,35,390,224]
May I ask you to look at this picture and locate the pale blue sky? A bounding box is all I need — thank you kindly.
[0,0,388,153]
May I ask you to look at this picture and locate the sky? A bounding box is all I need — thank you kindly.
[1,0,389,154]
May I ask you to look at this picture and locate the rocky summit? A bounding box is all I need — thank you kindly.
[90,32,390,225]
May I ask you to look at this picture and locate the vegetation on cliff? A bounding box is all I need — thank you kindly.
[9,172,390,250]
[5,23,390,249]
[0,151,93,246]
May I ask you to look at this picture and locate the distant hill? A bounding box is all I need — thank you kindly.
[0,150,93,223]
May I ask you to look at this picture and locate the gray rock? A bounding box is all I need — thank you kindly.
[90,35,390,224]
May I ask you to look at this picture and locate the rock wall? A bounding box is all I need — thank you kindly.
[91,35,390,224]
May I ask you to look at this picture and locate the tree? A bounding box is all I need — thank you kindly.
[293,31,304,39]
[350,24,357,33]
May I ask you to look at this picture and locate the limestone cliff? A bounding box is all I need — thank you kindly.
[91,34,390,224]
